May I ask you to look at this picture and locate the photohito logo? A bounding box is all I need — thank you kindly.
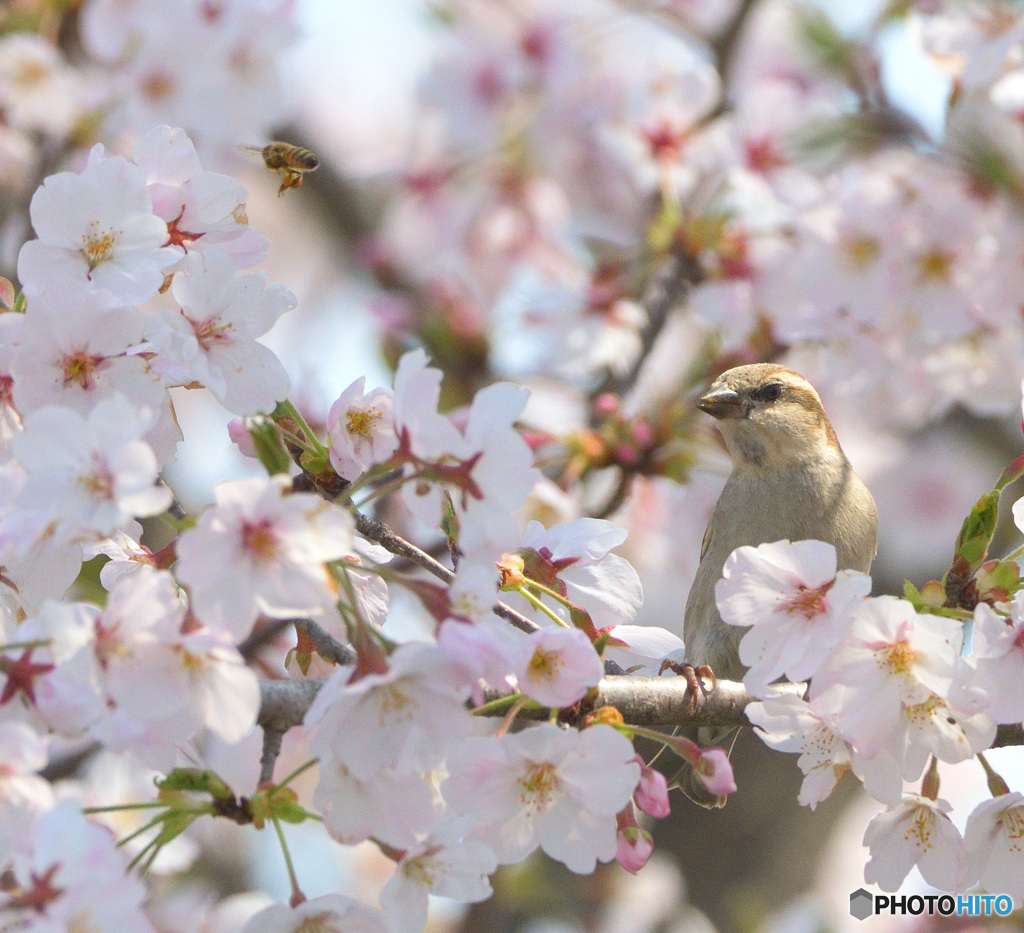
[849,889,1014,921]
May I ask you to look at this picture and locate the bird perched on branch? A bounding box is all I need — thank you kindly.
[677,363,878,806]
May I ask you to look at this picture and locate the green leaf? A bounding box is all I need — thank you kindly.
[975,559,1021,605]
[952,490,999,575]
[157,768,232,800]
[247,415,293,475]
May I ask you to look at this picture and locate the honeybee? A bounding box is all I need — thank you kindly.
[242,142,319,196]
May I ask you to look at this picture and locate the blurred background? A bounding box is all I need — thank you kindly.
[4,0,1024,930]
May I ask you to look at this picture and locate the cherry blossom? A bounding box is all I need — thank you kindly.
[963,791,1024,902]
[379,820,497,933]
[312,757,437,850]
[0,33,81,136]
[810,596,968,758]
[81,0,296,164]
[17,151,179,306]
[863,795,965,893]
[515,518,643,630]
[443,723,640,873]
[13,394,171,544]
[24,570,258,765]
[972,597,1024,725]
[304,641,473,782]
[746,693,853,809]
[2,801,154,933]
[242,894,386,933]
[0,721,55,865]
[513,625,603,707]
[392,349,538,560]
[602,624,686,675]
[132,125,264,267]
[326,377,398,482]
[10,298,161,420]
[715,539,872,695]
[633,757,670,819]
[151,250,293,415]
[175,475,355,641]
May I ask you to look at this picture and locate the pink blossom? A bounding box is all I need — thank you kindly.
[963,791,1024,902]
[243,894,386,933]
[326,376,398,481]
[176,475,355,641]
[715,539,872,694]
[513,625,603,708]
[0,722,54,865]
[614,803,654,874]
[152,250,293,415]
[810,596,966,758]
[14,394,171,543]
[305,641,473,782]
[516,518,643,629]
[132,125,262,266]
[2,801,154,932]
[863,795,965,893]
[313,757,437,850]
[380,820,497,933]
[443,723,640,873]
[695,747,737,797]
[972,597,1024,725]
[18,151,178,306]
[602,624,685,675]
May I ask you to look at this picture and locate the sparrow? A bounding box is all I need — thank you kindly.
[677,363,878,806]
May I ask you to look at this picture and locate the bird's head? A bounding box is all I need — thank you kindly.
[697,363,841,469]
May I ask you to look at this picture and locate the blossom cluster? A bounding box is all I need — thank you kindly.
[722,537,1024,899]
[0,127,690,931]
[6,0,1024,930]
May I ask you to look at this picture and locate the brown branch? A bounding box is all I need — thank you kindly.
[259,726,283,787]
[259,679,324,732]
[599,251,705,400]
[709,0,758,79]
[259,676,1024,745]
[294,618,356,666]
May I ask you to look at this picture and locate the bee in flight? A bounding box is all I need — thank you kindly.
[241,141,319,196]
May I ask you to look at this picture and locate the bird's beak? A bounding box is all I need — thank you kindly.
[698,386,746,419]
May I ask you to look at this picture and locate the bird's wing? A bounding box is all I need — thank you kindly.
[699,519,713,561]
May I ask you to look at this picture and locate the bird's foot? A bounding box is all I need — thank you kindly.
[657,660,716,715]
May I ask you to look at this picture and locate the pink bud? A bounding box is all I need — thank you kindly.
[616,444,638,465]
[633,757,670,818]
[594,393,620,416]
[615,804,653,873]
[631,420,654,446]
[696,747,737,797]
[227,417,257,458]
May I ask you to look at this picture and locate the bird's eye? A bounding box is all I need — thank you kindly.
[753,382,784,403]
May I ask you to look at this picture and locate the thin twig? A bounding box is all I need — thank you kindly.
[294,619,356,665]
[353,511,539,633]
[602,251,706,399]
[237,618,296,661]
[259,727,284,787]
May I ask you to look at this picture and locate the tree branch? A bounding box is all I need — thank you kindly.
[259,675,1024,745]
[294,618,356,666]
